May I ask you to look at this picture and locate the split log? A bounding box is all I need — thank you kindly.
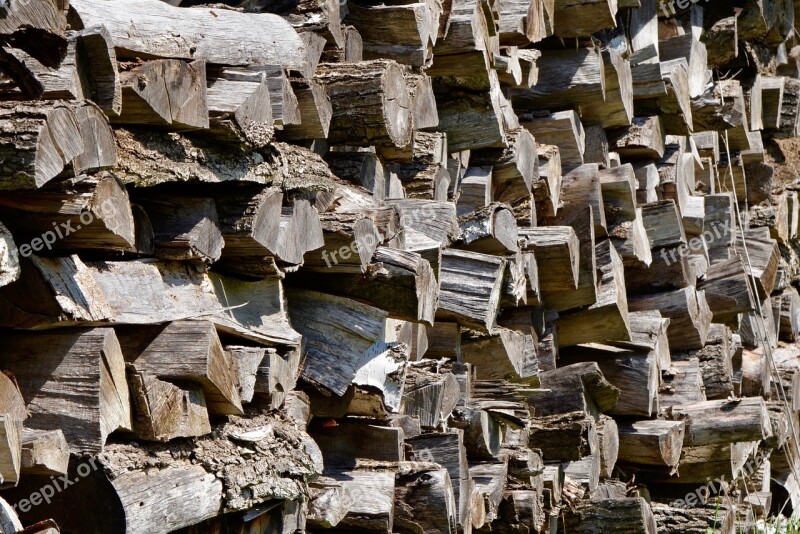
[556,240,631,347]
[559,164,607,236]
[115,59,209,130]
[0,100,84,190]
[563,454,599,493]
[116,321,243,416]
[401,364,460,428]
[541,204,597,312]
[617,420,685,472]
[292,246,438,324]
[629,288,712,351]
[127,370,211,442]
[596,415,619,479]
[562,497,657,534]
[20,429,69,477]
[287,288,408,404]
[697,256,754,325]
[552,0,618,38]
[471,128,537,204]
[461,328,539,385]
[436,249,506,333]
[607,115,665,159]
[528,361,620,416]
[394,462,458,533]
[136,195,224,263]
[0,415,19,486]
[70,0,311,76]
[528,411,597,462]
[205,67,273,147]
[279,77,332,141]
[316,60,412,148]
[521,110,584,168]
[665,397,772,447]
[0,328,131,454]
[456,203,519,255]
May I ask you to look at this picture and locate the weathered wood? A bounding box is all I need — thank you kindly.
[70,0,311,75]
[116,321,243,416]
[456,203,519,255]
[528,411,597,462]
[436,248,506,333]
[562,497,657,534]
[608,116,665,159]
[617,420,684,472]
[127,370,211,442]
[461,327,539,385]
[115,59,209,129]
[205,67,273,147]
[0,328,131,454]
[395,462,458,533]
[518,226,579,291]
[552,0,618,38]
[20,429,69,476]
[665,397,772,447]
[556,240,631,347]
[521,110,584,168]
[279,77,332,141]
[629,288,712,351]
[316,60,412,148]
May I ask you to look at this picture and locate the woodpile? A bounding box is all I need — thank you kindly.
[0,0,800,533]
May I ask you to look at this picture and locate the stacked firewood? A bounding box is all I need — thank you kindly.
[0,0,799,532]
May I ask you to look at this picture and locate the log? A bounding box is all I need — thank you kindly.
[436,248,506,333]
[552,0,618,38]
[0,414,20,486]
[240,0,344,47]
[279,77,332,141]
[0,100,84,190]
[528,411,597,462]
[471,128,537,204]
[461,328,539,385]
[629,288,712,351]
[394,462,458,534]
[127,370,211,442]
[529,361,620,415]
[596,415,619,479]
[607,116,665,159]
[401,364,460,428]
[0,328,131,454]
[116,321,243,416]
[115,59,209,130]
[520,110,584,169]
[456,203,519,255]
[205,67,274,147]
[562,497,657,534]
[135,195,224,263]
[290,246,438,324]
[556,240,631,347]
[316,60,412,148]
[518,226,579,291]
[559,164,608,236]
[70,0,311,76]
[665,397,772,447]
[20,429,69,476]
[617,420,685,472]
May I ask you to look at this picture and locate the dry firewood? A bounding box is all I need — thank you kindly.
[116,321,243,416]
[665,397,772,447]
[70,0,311,76]
[0,328,131,454]
[407,430,470,521]
[279,77,332,141]
[596,415,619,479]
[629,287,712,351]
[0,256,300,346]
[239,0,344,47]
[0,414,20,487]
[559,163,608,236]
[400,363,460,428]
[521,110,584,169]
[19,429,69,477]
[563,454,599,492]
[315,60,412,148]
[518,226,579,292]
[205,67,273,147]
[115,59,209,130]
[287,288,408,404]
[436,73,516,152]
[609,311,671,371]
[470,459,509,525]
[291,246,438,324]
[528,411,597,462]
[455,203,519,255]
[640,200,686,250]
[563,497,657,534]
[214,184,282,258]
[127,370,211,442]
[735,227,780,300]
[461,328,539,385]
[607,115,665,159]
[0,221,19,288]
[436,248,506,333]
[325,151,389,200]
[0,100,85,190]
[651,502,736,534]
[8,414,321,532]
[471,128,538,203]
[0,173,135,254]
[322,468,396,531]
[312,422,403,468]
[559,345,659,417]
[617,420,685,473]
[227,346,299,408]
[761,75,785,129]
[513,48,604,123]
[395,462,458,533]
[697,256,754,325]
[556,240,631,347]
